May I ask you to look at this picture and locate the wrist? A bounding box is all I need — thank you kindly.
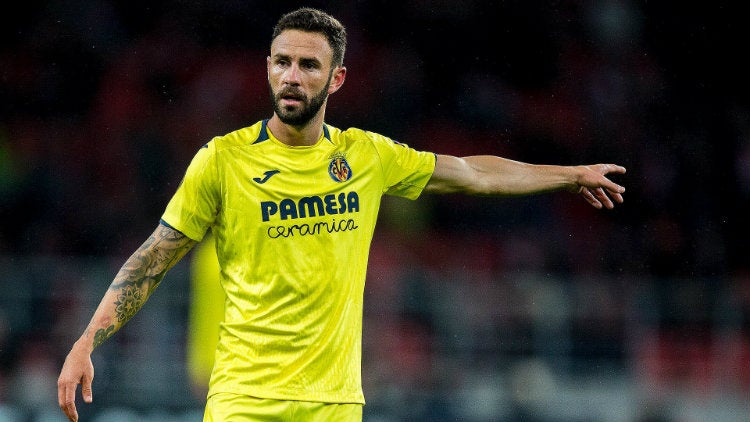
[563,166,583,192]
[73,336,95,354]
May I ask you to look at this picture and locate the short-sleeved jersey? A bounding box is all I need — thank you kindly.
[161,120,436,404]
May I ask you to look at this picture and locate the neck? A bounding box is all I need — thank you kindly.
[267,112,326,147]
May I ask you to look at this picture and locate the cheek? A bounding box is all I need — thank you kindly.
[268,66,286,82]
[267,70,279,83]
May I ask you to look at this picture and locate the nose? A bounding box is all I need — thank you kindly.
[282,64,301,85]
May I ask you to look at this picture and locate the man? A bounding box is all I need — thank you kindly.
[57,7,626,422]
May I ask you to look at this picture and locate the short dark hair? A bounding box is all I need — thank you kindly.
[272,7,347,67]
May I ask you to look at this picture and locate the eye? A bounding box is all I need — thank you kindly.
[274,57,290,67]
[300,60,320,70]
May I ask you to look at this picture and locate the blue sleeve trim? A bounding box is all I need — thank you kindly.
[159,219,182,234]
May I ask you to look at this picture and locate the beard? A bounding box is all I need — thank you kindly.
[269,76,331,127]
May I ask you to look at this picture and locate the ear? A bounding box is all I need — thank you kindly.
[266,56,271,80]
[327,66,347,95]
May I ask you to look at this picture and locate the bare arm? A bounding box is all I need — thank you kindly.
[57,223,197,422]
[425,154,626,209]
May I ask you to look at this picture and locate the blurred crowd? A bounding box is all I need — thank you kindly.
[1,1,749,421]
[1,1,748,272]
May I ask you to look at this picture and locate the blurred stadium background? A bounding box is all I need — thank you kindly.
[1,1,749,421]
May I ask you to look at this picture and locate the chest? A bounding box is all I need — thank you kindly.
[218,146,382,223]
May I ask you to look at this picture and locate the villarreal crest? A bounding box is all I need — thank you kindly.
[328,153,352,182]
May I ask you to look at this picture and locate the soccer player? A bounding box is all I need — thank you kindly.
[57,7,626,422]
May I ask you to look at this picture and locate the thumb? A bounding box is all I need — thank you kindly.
[81,373,94,403]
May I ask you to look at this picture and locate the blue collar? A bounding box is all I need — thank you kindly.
[253,119,331,144]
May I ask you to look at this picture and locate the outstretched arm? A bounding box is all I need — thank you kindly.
[57,223,197,422]
[425,154,626,209]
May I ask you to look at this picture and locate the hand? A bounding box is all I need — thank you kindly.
[573,164,626,209]
[57,341,94,422]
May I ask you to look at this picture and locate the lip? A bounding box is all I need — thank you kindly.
[280,98,303,107]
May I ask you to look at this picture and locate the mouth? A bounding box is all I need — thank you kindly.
[281,98,302,108]
[279,89,305,107]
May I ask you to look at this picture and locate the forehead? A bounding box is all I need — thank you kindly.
[271,29,333,63]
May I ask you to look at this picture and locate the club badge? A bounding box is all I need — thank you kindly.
[328,153,353,182]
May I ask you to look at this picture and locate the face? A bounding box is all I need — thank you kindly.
[267,29,344,126]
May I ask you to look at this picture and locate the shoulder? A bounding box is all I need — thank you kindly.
[186,121,266,171]
[337,126,424,158]
[208,121,266,151]
[332,125,400,149]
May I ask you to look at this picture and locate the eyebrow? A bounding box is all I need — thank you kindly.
[271,53,291,61]
[272,53,323,66]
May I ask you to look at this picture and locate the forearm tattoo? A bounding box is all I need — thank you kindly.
[91,225,195,349]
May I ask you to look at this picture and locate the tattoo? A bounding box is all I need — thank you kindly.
[114,285,144,322]
[98,225,196,343]
[111,227,192,291]
[93,325,115,348]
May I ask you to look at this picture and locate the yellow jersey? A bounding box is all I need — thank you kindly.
[186,231,224,392]
[162,120,436,404]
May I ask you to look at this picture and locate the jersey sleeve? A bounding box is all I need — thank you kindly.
[161,140,220,241]
[368,132,436,199]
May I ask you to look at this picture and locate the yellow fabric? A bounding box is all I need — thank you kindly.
[186,232,224,389]
[204,393,363,422]
[162,120,435,404]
